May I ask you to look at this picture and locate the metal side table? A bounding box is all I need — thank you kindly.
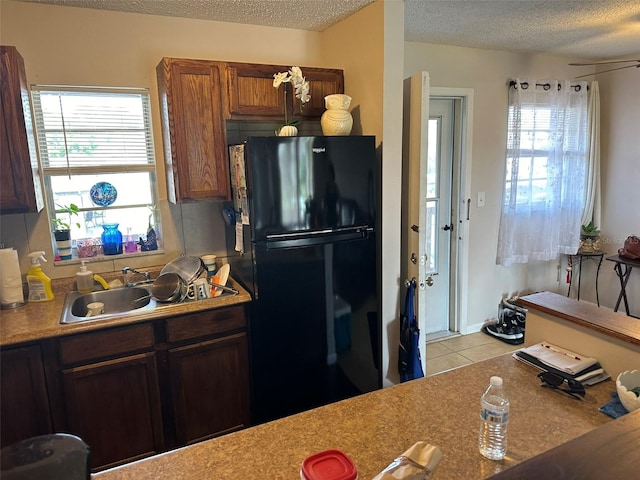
[606,255,640,318]
[567,251,604,305]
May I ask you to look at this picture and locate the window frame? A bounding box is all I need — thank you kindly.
[30,85,161,262]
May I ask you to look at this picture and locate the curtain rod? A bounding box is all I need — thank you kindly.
[509,81,588,92]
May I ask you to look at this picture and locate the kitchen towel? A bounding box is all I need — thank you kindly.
[0,247,24,306]
[599,392,628,419]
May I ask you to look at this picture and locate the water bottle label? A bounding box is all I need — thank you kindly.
[481,408,508,424]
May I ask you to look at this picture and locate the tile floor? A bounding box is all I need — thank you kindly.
[425,331,520,376]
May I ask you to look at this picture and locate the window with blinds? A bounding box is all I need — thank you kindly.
[31,86,160,260]
[504,105,553,206]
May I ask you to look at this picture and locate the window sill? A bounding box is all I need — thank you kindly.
[53,248,165,266]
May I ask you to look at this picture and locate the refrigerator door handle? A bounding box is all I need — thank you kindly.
[265,227,371,250]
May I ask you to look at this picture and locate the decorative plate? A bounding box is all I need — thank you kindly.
[90,182,117,207]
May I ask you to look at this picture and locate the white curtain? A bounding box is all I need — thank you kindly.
[497,79,589,267]
[581,81,601,228]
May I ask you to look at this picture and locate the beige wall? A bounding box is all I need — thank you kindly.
[321,0,405,386]
[382,0,406,384]
[597,66,640,315]
[403,41,639,328]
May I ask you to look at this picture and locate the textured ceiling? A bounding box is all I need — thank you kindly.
[14,0,640,60]
[405,0,640,61]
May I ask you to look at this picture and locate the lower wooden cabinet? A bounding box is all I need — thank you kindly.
[61,352,165,469]
[53,323,161,470]
[45,305,250,471]
[169,332,250,445]
[0,344,52,448]
[164,307,250,446]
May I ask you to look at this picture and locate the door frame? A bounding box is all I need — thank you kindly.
[429,87,474,336]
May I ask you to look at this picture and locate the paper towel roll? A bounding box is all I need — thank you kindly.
[0,248,25,306]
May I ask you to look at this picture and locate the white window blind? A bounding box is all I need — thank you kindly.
[32,87,155,172]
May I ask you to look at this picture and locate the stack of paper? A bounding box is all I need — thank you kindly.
[514,341,610,385]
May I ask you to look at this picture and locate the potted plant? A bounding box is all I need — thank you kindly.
[579,221,601,253]
[52,203,80,238]
[580,221,600,239]
[52,203,80,259]
[272,66,310,136]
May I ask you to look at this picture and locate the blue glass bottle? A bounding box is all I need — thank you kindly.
[101,223,123,255]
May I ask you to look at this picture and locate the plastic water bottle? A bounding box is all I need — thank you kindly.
[478,376,509,460]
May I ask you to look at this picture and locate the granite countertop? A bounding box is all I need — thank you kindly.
[0,273,251,347]
[93,354,617,480]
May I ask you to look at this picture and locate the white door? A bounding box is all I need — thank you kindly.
[404,72,430,376]
[423,99,455,336]
[405,76,473,372]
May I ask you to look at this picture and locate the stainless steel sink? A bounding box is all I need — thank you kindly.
[60,286,159,324]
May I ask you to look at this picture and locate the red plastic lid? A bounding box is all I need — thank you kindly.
[301,449,357,480]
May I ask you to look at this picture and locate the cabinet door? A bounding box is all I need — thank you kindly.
[61,353,164,470]
[168,333,250,445]
[0,345,52,447]
[226,63,344,120]
[0,46,44,213]
[293,67,345,118]
[156,58,229,202]
[226,63,285,118]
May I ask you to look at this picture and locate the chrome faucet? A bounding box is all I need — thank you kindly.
[122,267,152,287]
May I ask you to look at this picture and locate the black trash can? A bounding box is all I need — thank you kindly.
[0,433,90,480]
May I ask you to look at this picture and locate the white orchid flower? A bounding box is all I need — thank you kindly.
[273,66,311,128]
[296,80,311,104]
[273,71,291,88]
[289,66,303,83]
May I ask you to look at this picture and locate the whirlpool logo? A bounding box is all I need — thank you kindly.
[312,147,326,153]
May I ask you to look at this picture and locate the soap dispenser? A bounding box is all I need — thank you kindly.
[27,251,54,302]
[76,260,94,294]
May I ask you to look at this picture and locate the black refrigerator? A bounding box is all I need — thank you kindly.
[228,136,380,424]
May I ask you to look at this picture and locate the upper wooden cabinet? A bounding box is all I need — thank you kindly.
[156,58,230,203]
[156,57,343,203]
[0,46,44,214]
[291,67,344,118]
[226,63,284,118]
[226,62,344,120]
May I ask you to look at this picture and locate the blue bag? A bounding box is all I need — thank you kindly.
[399,280,425,382]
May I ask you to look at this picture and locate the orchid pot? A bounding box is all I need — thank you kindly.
[277,125,299,137]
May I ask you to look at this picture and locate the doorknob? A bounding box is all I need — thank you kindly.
[426,275,434,287]
[442,224,453,231]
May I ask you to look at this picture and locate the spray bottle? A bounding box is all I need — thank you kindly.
[27,251,54,302]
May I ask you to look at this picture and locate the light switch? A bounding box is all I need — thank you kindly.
[477,192,485,207]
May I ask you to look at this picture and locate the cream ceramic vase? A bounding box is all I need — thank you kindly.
[321,94,353,136]
[277,125,298,137]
